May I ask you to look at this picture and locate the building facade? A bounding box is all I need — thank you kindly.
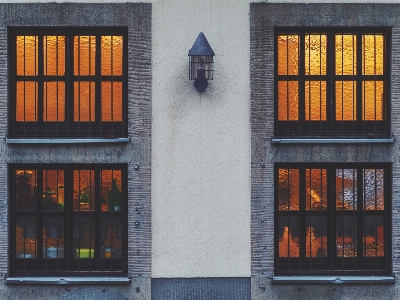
[0,1,400,300]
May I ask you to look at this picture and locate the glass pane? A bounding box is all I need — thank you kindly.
[43,36,65,76]
[364,169,384,210]
[364,216,384,257]
[306,169,327,210]
[16,170,37,211]
[305,81,326,121]
[336,34,357,75]
[16,81,38,121]
[278,169,299,210]
[336,216,357,257]
[101,82,122,122]
[362,81,384,120]
[336,169,357,210]
[278,35,299,75]
[306,216,327,257]
[74,36,96,76]
[278,81,298,121]
[305,34,327,75]
[43,170,64,211]
[101,218,122,258]
[16,217,36,258]
[363,35,384,75]
[336,81,356,121]
[101,170,122,211]
[73,170,95,211]
[74,81,95,121]
[43,217,64,258]
[279,216,300,257]
[16,36,38,76]
[101,36,123,76]
[43,82,65,121]
[73,217,95,258]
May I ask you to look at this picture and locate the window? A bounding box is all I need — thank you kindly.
[275,163,391,275]
[8,27,127,138]
[275,28,390,138]
[9,164,127,275]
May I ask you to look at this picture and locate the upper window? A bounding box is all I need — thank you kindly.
[8,27,127,138]
[9,164,127,275]
[275,28,390,138]
[275,163,391,275]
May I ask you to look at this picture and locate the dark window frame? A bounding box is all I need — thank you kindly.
[274,162,392,276]
[8,27,128,138]
[9,163,128,276]
[274,27,391,138]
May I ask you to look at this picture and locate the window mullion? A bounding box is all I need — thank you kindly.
[326,33,334,131]
[299,34,305,124]
[356,33,363,124]
[299,168,306,259]
[357,168,364,261]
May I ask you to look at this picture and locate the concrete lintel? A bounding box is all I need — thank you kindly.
[6,276,131,285]
[271,138,395,144]
[6,138,130,144]
[272,275,395,284]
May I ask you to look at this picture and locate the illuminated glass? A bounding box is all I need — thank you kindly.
[278,169,299,210]
[278,81,298,121]
[278,35,299,75]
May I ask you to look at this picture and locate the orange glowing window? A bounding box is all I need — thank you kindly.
[275,164,391,274]
[10,28,127,138]
[275,28,389,137]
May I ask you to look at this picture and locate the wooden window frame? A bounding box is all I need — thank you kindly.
[274,163,392,275]
[8,27,128,138]
[9,163,128,275]
[274,27,391,138]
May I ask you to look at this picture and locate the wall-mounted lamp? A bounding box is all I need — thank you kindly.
[188,32,215,93]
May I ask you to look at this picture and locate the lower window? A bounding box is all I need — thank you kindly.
[9,164,127,275]
[275,163,391,275]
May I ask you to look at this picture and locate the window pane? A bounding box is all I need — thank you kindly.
[16,36,38,76]
[101,218,122,258]
[43,217,64,258]
[336,169,357,210]
[43,36,65,76]
[73,170,95,211]
[278,169,299,210]
[278,35,299,75]
[101,170,122,211]
[362,81,384,120]
[74,36,96,76]
[101,82,122,122]
[101,36,123,76]
[306,169,327,210]
[278,81,298,121]
[43,82,65,121]
[306,216,327,257]
[74,81,95,121]
[279,216,300,257]
[336,81,356,121]
[363,35,384,75]
[336,216,357,257]
[43,170,64,211]
[16,217,36,258]
[364,216,384,257]
[336,34,357,75]
[73,217,95,258]
[305,34,327,75]
[305,81,326,121]
[16,81,38,121]
[16,170,37,211]
[364,169,384,210]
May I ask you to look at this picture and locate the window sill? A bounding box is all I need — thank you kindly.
[6,276,131,285]
[272,275,395,284]
[271,138,395,144]
[6,137,130,144]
